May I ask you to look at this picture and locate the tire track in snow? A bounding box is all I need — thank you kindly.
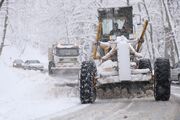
[49,96,180,120]
[34,103,89,120]
[50,99,133,120]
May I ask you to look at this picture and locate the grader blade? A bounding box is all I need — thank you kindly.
[96,81,153,99]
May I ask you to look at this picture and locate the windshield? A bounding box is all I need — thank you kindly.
[102,19,112,34]
[56,48,79,57]
[115,17,126,29]
[102,17,126,35]
[25,60,40,64]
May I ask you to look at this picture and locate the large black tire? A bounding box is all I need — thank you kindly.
[48,61,55,74]
[80,61,97,104]
[138,59,152,71]
[154,58,171,101]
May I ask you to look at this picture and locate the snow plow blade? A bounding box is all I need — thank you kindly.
[96,81,153,99]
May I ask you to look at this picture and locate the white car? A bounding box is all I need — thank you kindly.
[23,60,44,71]
[171,62,180,83]
[13,59,24,68]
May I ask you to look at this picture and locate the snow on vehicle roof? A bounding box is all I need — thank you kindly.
[56,43,79,48]
[13,59,23,62]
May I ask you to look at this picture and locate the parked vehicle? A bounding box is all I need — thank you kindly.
[13,59,24,68]
[23,60,44,71]
[171,62,180,83]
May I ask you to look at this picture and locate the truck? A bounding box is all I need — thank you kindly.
[48,43,80,74]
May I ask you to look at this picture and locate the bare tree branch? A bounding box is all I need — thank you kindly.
[161,0,179,65]
[0,0,5,8]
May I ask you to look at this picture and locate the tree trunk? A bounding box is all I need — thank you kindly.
[138,0,155,63]
[161,0,179,65]
[127,0,129,6]
[0,0,5,8]
[0,0,8,56]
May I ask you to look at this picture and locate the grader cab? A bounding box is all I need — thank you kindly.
[79,6,171,104]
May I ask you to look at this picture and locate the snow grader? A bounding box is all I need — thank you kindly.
[79,6,171,104]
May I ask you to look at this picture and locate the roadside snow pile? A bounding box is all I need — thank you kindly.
[0,47,80,120]
[53,85,79,98]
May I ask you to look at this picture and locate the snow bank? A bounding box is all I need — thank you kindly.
[0,46,80,120]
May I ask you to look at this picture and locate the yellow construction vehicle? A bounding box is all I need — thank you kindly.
[79,6,171,104]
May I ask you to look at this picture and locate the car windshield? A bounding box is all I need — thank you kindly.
[14,60,23,63]
[25,60,40,64]
[55,48,79,57]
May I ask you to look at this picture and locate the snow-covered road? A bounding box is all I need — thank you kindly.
[0,62,81,120]
[44,86,180,120]
[49,96,180,120]
[1,59,180,120]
